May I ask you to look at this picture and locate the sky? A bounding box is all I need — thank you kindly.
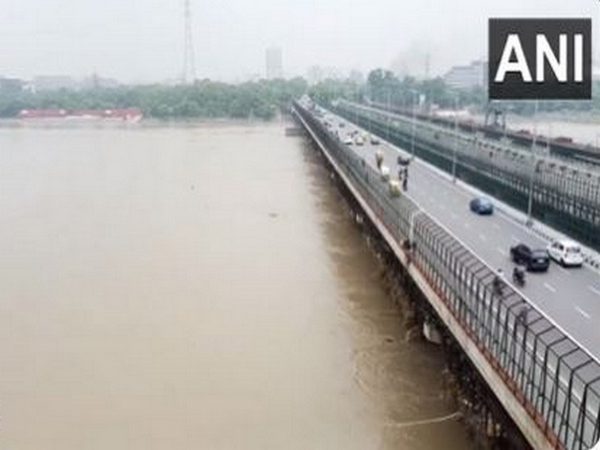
[0,0,598,83]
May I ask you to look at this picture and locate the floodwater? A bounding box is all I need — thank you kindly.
[0,122,474,449]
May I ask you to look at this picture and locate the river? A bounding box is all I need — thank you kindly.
[0,121,474,449]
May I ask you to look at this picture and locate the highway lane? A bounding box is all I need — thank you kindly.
[323,113,600,358]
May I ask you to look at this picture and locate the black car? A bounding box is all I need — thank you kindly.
[397,155,410,166]
[469,197,494,215]
[510,244,550,272]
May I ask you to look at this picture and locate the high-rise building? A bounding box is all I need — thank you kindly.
[443,60,488,90]
[266,47,283,80]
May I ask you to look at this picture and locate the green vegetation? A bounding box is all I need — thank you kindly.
[0,78,308,120]
[2,69,600,120]
[311,68,600,117]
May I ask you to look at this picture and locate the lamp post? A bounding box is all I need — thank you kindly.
[410,90,419,159]
[526,99,539,227]
[452,95,459,183]
[386,88,391,142]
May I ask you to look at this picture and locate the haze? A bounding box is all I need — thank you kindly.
[1,0,597,83]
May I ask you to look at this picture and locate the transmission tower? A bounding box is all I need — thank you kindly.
[182,0,196,84]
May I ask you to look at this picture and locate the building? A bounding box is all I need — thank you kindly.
[443,60,488,90]
[80,74,120,89]
[0,77,24,93]
[266,47,283,80]
[32,76,78,92]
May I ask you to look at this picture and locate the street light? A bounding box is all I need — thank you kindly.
[386,88,391,142]
[410,90,419,159]
[526,99,539,227]
[452,95,459,183]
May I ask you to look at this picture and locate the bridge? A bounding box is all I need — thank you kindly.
[292,99,600,450]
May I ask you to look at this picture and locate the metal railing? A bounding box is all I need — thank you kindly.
[294,101,600,450]
[332,101,600,252]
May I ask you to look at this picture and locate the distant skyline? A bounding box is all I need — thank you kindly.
[0,0,598,83]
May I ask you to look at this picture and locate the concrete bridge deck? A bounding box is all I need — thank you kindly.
[293,99,600,450]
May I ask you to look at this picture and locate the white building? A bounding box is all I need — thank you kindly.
[444,61,487,90]
[266,47,283,80]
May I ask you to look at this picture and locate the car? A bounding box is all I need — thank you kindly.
[547,240,584,267]
[343,137,353,146]
[469,197,494,215]
[510,244,550,272]
[354,136,364,146]
[397,155,410,166]
[370,136,380,145]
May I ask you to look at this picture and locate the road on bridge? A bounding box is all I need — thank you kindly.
[324,111,600,360]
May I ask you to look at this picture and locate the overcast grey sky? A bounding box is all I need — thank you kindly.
[1,0,598,83]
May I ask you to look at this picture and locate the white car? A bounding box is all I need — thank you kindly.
[354,136,364,146]
[547,240,584,267]
[343,137,353,146]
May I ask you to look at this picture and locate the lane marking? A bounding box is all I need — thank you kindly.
[575,306,591,320]
[544,283,557,293]
[479,234,487,242]
[496,247,506,256]
[589,286,600,296]
[511,235,520,243]
[450,212,458,220]
[554,265,571,276]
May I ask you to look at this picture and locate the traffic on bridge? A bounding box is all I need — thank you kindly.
[294,99,600,450]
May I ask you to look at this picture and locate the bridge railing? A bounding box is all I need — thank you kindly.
[334,101,600,251]
[294,101,600,450]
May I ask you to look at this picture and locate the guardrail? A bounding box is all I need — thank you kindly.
[294,100,600,450]
[333,101,600,254]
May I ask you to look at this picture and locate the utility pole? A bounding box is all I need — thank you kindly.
[182,0,196,84]
[410,90,418,159]
[526,99,539,227]
[452,95,459,182]
[386,88,391,142]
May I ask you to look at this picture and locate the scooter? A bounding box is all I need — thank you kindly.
[512,267,526,287]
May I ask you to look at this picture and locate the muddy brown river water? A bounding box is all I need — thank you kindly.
[0,122,474,449]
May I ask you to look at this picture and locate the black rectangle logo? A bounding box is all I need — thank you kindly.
[489,18,591,100]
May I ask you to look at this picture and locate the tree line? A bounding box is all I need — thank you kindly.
[0,78,308,120]
[0,70,599,120]
[314,68,600,117]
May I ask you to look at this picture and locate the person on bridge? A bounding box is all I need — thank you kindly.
[492,268,505,296]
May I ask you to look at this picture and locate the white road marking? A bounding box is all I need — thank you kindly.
[575,306,591,320]
[589,286,600,297]
[544,283,557,293]
[511,235,520,243]
[554,265,571,276]
[493,223,500,230]
[496,247,506,256]
[479,234,487,242]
